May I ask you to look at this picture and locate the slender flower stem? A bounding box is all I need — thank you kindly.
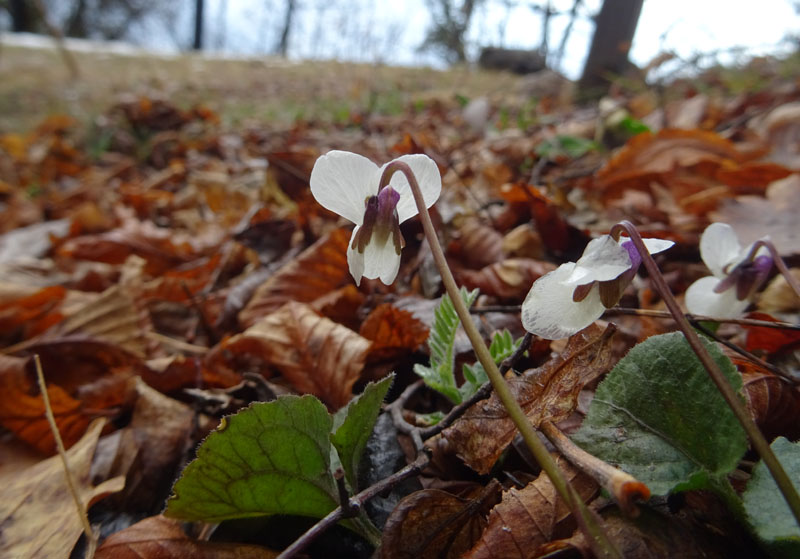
[381,161,621,559]
[611,220,800,529]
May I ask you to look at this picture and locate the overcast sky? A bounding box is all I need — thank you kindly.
[192,0,798,78]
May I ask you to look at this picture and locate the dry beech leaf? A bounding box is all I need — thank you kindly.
[739,363,800,442]
[757,270,800,313]
[359,303,429,361]
[0,419,125,559]
[0,285,67,340]
[595,129,749,193]
[95,514,278,559]
[225,301,370,409]
[311,283,366,331]
[0,354,91,454]
[381,484,500,559]
[465,455,599,559]
[452,217,505,269]
[444,324,616,474]
[239,228,350,327]
[39,284,154,358]
[110,379,196,511]
[455,258,556,301]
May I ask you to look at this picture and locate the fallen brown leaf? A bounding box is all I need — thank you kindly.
[360,303,429,361]
[238,228,351,327]
[465,455,598,559]
[381,483,500,559]
[225,301,371,408]
[96,515,279,559]
[443,324,616,474]
[0,419,125,559]
[455,258,556,301]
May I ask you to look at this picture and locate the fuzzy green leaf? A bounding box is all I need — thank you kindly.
[743,437,800,557]
[332,375,394,491]
[413,287,479,404]
[572,332,747,496]
[165,395,338,522]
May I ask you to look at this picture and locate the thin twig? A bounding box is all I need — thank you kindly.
[604,307,800,331]
[380,160,621,559]
[276,452,431,559]
[611,221,800,530]
[691,321,796,383]
[34,354,96,558]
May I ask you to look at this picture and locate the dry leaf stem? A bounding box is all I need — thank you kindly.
[33,354,97,559]
[612,220,800,530]
[383,160,622,559]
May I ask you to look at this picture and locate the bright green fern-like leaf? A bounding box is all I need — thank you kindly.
[461,329,521,400]
[413,287,478,404]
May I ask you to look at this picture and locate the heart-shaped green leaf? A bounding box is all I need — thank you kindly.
[572,332,747,496]
[165,395,338,522]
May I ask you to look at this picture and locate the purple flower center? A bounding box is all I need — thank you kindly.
[351,186,405,255]
[714,253,773,300]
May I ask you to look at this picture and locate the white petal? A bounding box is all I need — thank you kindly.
[700,223,743,278]
[310,151,378,225]
[570,236,631,284]
[347,227,365,286]
[382,154,442,224]
[346,227,402,286]
[685,276,751,318]
[641,238,675,255]
[521,263,608,340]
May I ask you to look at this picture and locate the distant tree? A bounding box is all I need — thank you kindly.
[8,0,35,32]
[579,0,643,93]
[419,0,483,64]
[193,0,204,50]
[275,0,296,56]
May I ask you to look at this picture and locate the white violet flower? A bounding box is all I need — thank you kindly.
[685,222,772,318]
[522,235,674,340]
[310,150,442,285]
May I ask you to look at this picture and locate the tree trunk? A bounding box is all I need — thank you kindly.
[193,0,205,50]
[579,0,643,94]
[10,0,33,32]
[275,0,296,56]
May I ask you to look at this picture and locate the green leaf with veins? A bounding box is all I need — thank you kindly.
[332,375,394,491]
[165,395,338,522]
[572,332,747,497]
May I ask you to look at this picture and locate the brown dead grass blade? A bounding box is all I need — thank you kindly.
[0,419,124,558]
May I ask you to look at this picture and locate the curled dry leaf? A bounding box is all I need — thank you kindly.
[464,455,599,559]
[225,301,371,409]
[443,324,616,474]
[593,128,790,202]
[96,514,278,559]
[109,379,196,511]
[0,354,91,454]
[743,312,800,354]
[0,285,67,341]
[451,217,505,269]
[359,303,429,361]
[738,358,800,442]
[238,228,351,328]
[455,258,556,301]
[381,483,501,559]
[0,419,125,559]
